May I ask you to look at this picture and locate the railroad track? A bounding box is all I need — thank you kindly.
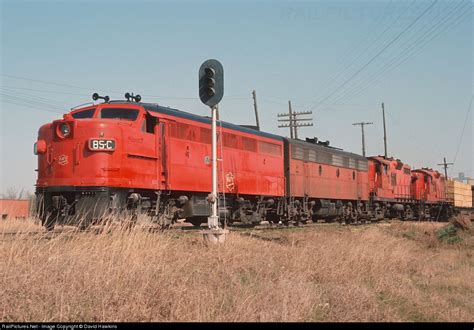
[0,216,452,242]
[3,207,473,241]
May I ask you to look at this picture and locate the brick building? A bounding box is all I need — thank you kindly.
[0,199,30,220]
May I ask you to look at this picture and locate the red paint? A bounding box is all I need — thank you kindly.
[36,103,285,197]
[368,157,412,201]
[411,168,446,203]
[287,140,369,201]
[35,101,456,213]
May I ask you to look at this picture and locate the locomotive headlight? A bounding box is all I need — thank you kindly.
[56,123,71,138]
[60,123,71,137]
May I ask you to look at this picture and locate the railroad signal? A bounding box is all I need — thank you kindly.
[199,59,224,107]
[198,59,228,243]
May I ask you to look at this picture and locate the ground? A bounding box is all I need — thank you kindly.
[0,218,472,322]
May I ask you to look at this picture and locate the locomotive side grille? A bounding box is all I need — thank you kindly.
[332,155,343,167]
[343,156,350,168]
[242,137,257,152]
[349,159,357,168]
[258,141,282,156]
[200,128,212,144]
[358,160,368,171]
[292,146,304,160]
[291,143,368,172]
[223,133,239,149]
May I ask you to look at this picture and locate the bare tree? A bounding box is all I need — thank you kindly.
[2,187,29,200]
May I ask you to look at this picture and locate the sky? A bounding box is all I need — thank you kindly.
[0,0,472,196]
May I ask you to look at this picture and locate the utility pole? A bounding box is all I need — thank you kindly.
[352,122,373,157]
[288,101,294,138]
[382,102,388,158]
[437,157,454,179]
[252,90,260,130]
[277,101,313,139]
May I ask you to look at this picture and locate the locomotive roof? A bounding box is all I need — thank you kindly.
[141,103,284,141]
[144,103,363,158]
[288,137,367,162]
[368,156,411,168]
[412,168,442,178]
[87,101,363,157]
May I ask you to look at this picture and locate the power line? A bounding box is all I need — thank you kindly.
[0,73,100,91]
[1,91,67,111]
[307,0,439,113]
[451,95,474,173]
[320,0,463,109]
[1,88,70,108]
[1,97,64,114]
[0,73,249,101]
[323,1,471,108]
[1,85,90,97]
[306,0,417,110]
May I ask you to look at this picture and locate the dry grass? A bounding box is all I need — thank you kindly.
[0,218,472,322]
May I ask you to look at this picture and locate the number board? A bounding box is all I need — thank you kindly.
[88,138,116,151]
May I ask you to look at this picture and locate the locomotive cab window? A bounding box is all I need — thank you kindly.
[375,163,381,174]
[100,108,139,121]
[142,113,157,134]
[71,108,95,119]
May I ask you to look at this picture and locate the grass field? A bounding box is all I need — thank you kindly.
[0,218,472,322]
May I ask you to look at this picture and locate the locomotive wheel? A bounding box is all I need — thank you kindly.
[42,209,58,231]
[266,213,281,225]
[187,216,206,227]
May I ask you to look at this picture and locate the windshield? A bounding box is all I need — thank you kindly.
[100,108,139,121]
[71,108,95,119]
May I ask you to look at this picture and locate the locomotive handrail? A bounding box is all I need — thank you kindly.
[70,102,94,111]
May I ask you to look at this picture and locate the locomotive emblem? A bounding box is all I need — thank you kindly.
[225,172,235,192]
[58,154,68,166]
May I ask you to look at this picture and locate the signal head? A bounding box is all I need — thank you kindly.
[135,94,141,102]
[92,93,99,101]
[198,59,224,107]
[125,92,131,101]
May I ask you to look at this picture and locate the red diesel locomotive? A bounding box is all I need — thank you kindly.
[34,94,452,230]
